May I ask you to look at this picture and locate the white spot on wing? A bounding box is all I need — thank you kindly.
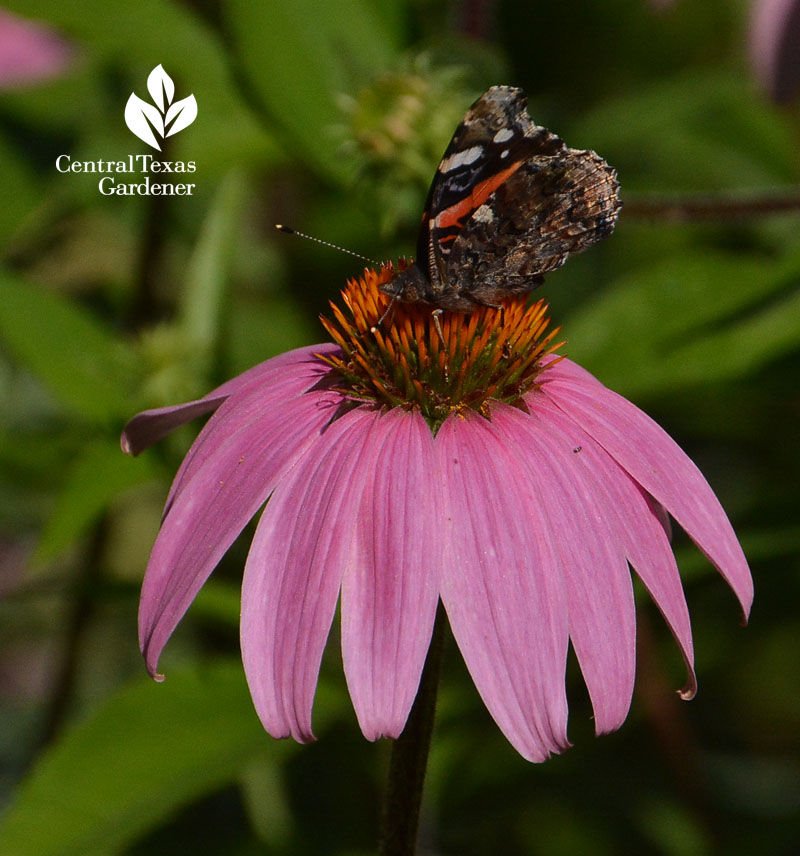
[493,128,514,143]
[471,204,494,223]
[439,146,483,173]
[500,149,509,159]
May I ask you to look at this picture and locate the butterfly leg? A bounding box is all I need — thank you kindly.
[371,296,397,333]
[474,298,505,326]
[431,309,450,381]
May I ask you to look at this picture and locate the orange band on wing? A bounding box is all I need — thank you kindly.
[433,160,524,230]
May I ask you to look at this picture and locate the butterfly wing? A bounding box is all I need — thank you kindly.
[446,141,621,308]
[384,91,525,309]
[413,87,542,298]
[421,86,620,310]
[390,86,620,312]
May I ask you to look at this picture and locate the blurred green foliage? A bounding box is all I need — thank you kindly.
[0,0,798,854]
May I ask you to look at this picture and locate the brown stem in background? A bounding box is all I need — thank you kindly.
[129,142,173,327]
[36,517,108,749]
[456,0,496,39]
[623,189,800,222]
[636,608,720,847]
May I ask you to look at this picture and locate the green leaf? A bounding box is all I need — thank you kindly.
[0,133,41,246]
[179,170,248,357]
[226,0,402,182]
[227,294,317,377]
[35,439,161,563]
[0,272,138,422]
[664,285,800,385]
[0,662,286,856]
[579,70,799,192]
[239,757,293,848]
[192,580,242,627]
[564,249,800,395]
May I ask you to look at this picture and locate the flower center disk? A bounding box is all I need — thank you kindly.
[319,264,564,432]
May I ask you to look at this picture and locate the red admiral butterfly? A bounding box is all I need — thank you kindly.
[381,85,621,313]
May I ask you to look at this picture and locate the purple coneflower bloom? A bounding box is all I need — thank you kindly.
[0,10,73,90]
[122,266,752,763]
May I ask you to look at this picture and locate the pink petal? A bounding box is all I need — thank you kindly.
[527,395,696,700]
[538,358,753,619]
[340,408,442,740]
[121,344,337,456]
[494,404,637,735]
[750,0,800,102]
[122,398,230,457]
[163,350,336,514]
[241,407,381,742]
[138,385,342,678]
[436,411,570,762]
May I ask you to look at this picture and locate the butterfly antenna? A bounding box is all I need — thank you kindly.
[275,224,380,266]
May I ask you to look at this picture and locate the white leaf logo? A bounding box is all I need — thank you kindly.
[165,95,198,137]
[125,65,196,150]
[147,64,174,111]
[124,94,163,149]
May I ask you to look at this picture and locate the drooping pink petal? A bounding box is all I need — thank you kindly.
[241,407,382,742]
[526,394,696,700]
[121,398,231,457]
[163,350,337,515]
[537,358,753,619]
[436,411,570,762]
[494,404,637,735]
[122,344,337,456]
[138,385,342,678]
[340,408,443,740]
[750,0,800,102]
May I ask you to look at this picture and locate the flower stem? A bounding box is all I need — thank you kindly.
[378,601,447,856]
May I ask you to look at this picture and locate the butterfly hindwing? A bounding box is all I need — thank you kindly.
[445,144,621,307]
[381,85,621,313]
